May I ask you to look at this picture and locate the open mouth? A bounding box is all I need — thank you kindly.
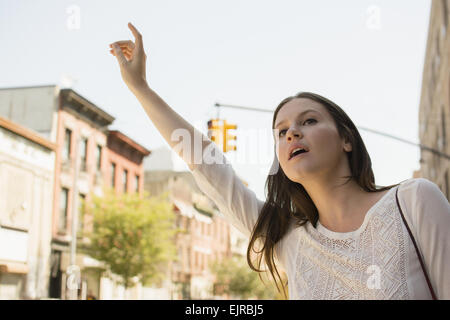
[289,149,308,160]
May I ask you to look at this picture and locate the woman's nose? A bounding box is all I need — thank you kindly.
[287,127,302,140]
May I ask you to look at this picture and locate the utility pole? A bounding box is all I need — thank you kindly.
[214,102,450,161]
[69,136,80,300]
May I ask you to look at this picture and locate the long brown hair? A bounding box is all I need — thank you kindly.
[247,92,400,299]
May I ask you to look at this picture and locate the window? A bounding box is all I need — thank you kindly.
[176,215,182,228]
[95,145,102,171]
[177,247,183,270]
[63,129,72,161]
[135,175,140,193]
[187,248,191,269]
[111,163,116,187]
[78,194,86,233]
[59,188,69,232]
[123,169,128,192]
[200,253,204,271]
[79,138,88,171]
[186,218,191,230]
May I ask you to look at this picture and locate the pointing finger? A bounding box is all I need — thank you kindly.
[128,22,143,51]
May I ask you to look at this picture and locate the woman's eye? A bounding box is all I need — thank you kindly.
[278,119,316,136]
[304,118,316,125]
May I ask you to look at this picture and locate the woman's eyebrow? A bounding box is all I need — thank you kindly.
[275,109,319,128]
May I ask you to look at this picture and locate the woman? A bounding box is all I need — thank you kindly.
[109,23,450,300]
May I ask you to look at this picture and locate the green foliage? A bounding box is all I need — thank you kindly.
[79,189,177,289]
[210,255,284,300]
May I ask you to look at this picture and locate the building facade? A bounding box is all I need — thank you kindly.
[105,130,150,195]
[143,146,250,299]
[0,116,56,299]
[0,85,250,299]
[49,88,115,300]
[144,169,232,299]
[0,85,158,299]
[417,0,450,199]
[95,130,151,300]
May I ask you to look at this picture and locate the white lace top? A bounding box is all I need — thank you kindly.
[191,145,450,300]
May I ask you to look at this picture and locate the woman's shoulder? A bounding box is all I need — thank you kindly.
[397,177,449,226]
[397,177,442,200]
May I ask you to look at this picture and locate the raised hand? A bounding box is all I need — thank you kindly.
[109,22,148,94]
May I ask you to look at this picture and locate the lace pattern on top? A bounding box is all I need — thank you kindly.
[293,187,410,299]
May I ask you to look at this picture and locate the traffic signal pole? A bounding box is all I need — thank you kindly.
[214,102,450,161]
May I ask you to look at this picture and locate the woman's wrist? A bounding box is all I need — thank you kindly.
[130,81,151,98]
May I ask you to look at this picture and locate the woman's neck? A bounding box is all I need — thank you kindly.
[304,178,376,233]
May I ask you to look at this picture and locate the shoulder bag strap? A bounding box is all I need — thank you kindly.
[395,186,438,300]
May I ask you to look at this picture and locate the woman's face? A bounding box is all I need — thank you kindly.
[273,98,352,183]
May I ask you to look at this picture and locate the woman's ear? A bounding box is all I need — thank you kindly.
[342,136,352,152]
[344,143,352,152]
[340,129,353,153]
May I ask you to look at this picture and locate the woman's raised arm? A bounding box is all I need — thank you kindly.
[109,23,265,238]
[109,22,210,171]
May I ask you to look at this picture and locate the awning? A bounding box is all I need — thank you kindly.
[172,199,213,224]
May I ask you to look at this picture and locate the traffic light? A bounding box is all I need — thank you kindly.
[207,119,223,146]
[223,120,237,152]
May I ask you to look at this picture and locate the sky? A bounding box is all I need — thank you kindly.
[0,0,432,200]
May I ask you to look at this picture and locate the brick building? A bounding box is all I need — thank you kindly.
[0,85,152,299]
[46,88,115,299]
[144,147,249,299]
[105,130,150,195]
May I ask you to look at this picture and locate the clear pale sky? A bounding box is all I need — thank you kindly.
[0,0,431,200]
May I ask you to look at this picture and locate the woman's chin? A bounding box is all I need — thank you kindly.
[287,163,319,180]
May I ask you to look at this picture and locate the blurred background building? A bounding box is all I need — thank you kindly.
[143,146,248,300]
[0,86,244,299]
[0,116,56,299]
[416,0,449,200]
[0,86,153,299]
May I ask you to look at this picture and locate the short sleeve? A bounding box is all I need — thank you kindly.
[399,178,450,299]
[190,142,265,238]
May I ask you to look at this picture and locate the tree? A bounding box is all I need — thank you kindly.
[210,254,286,300]
[79,189,177,289]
